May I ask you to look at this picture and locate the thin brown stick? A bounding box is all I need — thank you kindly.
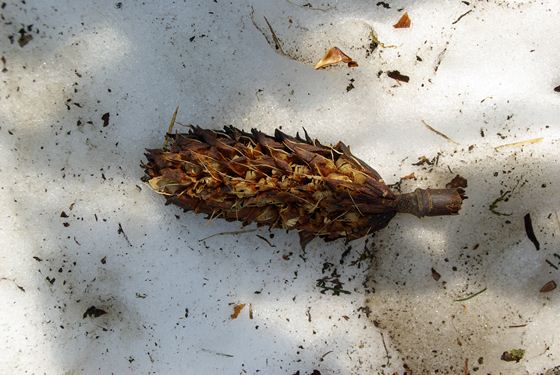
[199,229,256,242]
[421,120,459,144]
[452,9,473,25]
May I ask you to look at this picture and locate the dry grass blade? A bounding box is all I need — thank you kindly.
[421,120,459,145]
[494,137,543,151]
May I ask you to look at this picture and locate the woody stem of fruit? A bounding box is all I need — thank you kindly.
[394,188,464,217]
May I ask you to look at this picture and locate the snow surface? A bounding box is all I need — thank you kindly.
[1,0,559,374]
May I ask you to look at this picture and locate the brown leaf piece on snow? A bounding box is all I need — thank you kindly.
[387,70,410,83]
[393,12,411,28]
[230,303,246,319]
[540,280,557,293]
[446,175,468,189]
[314,47,358,69]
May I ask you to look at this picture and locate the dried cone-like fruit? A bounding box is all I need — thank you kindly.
[143,126,464,249]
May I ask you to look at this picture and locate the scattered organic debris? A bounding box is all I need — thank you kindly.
[117,222,132,246]
[401,172,416,180]
[263,16,284,54]
[446,175,468,189]
[431,268,441,281]
[489,180,520,216]
[200,348,234,357]
[198,229,256,242]
[286,0,333,12]
[368,30,396,53]
[452,9,473,25]
[83,306,107,319]
[0,277,25,292]
[413,155,434,166]
[524,213,540,250]
[319,350,333,361]
[495,137,543,151]
[250,7,291,59]
[540,280,557,293]
[346,78,355,92]
[17,27,33,47]
[256,234,275,247]
[422,120,458,144]
[387,70,409,83]
[500,348,525,362]
[102,112,110,127]
[454,287,487,302]
[393,12,411,28]
[316,267,350,295]
[1,56,7,73]
[249,304,254,319]
[554,85,560,93]
[434,46,448,73]
[314,47,358,69]
[230,303,246,319]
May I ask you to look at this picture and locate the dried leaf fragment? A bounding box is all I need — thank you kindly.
[393,12,411,28]
[314,47,358,69]
[401,172,416,180]
[230,303,246,319]
[540,280,557,293]
[500,348,525,362]
[431,267,441,281]
[387,70,410,83]
[446,175,468,189]
[83,306,107,319]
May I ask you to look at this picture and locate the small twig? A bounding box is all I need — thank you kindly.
[452,9,473,25]
[421,120,459,145]
[199,229,256,242]
[320,350,333,361]
[163,106,179,149]
[434,47,448,73]
[200,348,234,358]
[263,16,285,54]
[380,332,391,367]
[0,277,25,292]
[286,0,334,12]
[494,137,543,151]
[508,323,529,328]
[256,234,276,247]
[454,287,487,302]
[524,213,540,250]
[489,190,512,216]
[463,358,469,375]
[118,223,133,247]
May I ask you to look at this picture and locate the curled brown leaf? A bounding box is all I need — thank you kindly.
[314,47,358,69]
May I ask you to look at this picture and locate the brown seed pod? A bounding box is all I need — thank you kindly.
[142,125,465,249]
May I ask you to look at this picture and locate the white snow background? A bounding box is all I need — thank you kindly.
[1,0,560,374]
